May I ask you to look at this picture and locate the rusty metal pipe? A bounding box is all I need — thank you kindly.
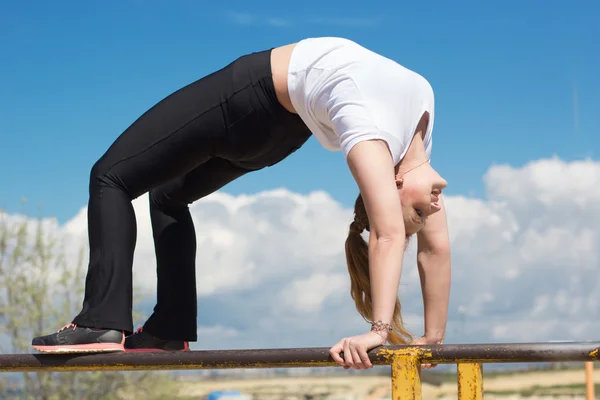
[421,341,600,364]
[0,342,598,372]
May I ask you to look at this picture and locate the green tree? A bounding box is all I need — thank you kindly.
[0,204,180,399]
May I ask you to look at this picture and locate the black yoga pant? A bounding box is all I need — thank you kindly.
[71,49,312,340]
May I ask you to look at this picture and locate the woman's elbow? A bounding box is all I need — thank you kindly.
[371,230,406,245]
[418,242,451,257]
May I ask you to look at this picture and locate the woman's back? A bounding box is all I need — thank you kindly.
[272,37,435,166]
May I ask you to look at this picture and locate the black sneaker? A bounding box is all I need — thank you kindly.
[125,327,190,352]
[32,323,125,354]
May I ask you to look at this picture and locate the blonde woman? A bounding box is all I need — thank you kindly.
[32,37,451,371]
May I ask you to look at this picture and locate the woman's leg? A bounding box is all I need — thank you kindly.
[31,48,310,353]
[31,54,263,353]
[72,91,225,334]
[123,158,253,351]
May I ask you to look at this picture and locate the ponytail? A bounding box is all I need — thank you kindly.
[344,193,413,345]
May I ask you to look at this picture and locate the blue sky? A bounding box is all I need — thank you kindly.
[1,0,598,223]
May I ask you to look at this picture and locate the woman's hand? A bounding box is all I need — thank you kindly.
[410,335,444,369]
[329,331,386,370]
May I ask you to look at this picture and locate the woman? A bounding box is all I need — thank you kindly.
[32,37,451,371]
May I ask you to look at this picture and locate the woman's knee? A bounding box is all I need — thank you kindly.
[149,185,188,211]
[89,159,133,198]
[89,159,110,188]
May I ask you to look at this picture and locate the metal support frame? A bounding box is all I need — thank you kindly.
[457,363,483,399]
[390,351,421,400]
[0,342,597,399]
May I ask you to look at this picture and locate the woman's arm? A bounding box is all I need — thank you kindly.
[329,139,406,369]
[416,195,451,344]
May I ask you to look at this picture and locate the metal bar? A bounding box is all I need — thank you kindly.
[457,363,483,400]
[417,341,600,363]
[0,342,598,372]
[391,353,421,400]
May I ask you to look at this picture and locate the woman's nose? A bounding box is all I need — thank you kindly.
[439,177,448,190]
[434,175,447,192]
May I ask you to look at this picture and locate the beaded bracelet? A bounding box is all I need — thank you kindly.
[370,320,393,333]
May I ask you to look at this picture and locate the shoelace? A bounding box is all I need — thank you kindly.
[57,323,77,333]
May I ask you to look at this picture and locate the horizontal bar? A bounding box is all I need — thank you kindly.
[421,341,600,364]
[0,342,598,372]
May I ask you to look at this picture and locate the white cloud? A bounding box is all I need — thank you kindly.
[226,11,291,28]
[197,325,240,338]
[229,11,255,25]
[189,189,351,297]
[265,18,289,27]
[279,272,347,313]
[445,157,600,343]
[224,12,383,29]
[3,157,600,351]
[307,16,384,27]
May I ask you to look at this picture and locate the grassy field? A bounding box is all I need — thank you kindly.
[168,364,599,400]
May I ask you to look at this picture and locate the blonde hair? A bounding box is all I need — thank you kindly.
[344,193,413,345]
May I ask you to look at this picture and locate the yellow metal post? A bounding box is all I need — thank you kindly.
[457,363,483,399]
[391,352,422,400]
[585,361,594,400]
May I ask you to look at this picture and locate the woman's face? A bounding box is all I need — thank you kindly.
[399,162,447,236]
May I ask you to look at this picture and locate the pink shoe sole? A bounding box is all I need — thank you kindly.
[124,347,190,353]
[32,343,125,354]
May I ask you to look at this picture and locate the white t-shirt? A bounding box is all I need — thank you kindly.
[287,37,434,166]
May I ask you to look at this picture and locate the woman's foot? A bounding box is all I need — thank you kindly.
[31,323,125,353]
[124,327,190,352]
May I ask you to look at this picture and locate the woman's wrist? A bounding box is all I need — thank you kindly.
[424,330,445,344]
[370,320,392,345]
[369,329,388,345]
